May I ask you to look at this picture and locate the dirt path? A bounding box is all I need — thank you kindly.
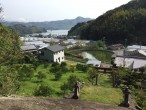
[0,96,135,110]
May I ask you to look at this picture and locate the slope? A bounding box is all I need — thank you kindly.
[68,0,146,45]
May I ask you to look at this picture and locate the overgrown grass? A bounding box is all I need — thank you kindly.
[88,51,112,63]
[16,62,123,106]
[80,85,123,105]
[16,63,89,97]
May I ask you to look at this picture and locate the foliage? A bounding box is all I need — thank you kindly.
[96,40,106,49]
[36,71,46,82]
[68,0,146,45]
[76,63,88,72]
[34,83,54,96]
[10,24,47,35]
[67,74,82,90]
[80,85,123,105]
[17,64,34,81]
[0,66,20,95]
[0,26,21,66]
[50,62,68,80]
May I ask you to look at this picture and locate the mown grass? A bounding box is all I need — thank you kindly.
[80,85,123,105]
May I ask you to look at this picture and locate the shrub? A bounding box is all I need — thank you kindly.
[54,70,63,80]
[61,62,67,67]
[51,62,59,67]
[76,63,88,72]
[34,84,54,96]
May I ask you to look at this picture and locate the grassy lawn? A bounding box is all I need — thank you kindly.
[80,85,123,105]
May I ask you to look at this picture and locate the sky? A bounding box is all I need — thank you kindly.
[0,0,132,22]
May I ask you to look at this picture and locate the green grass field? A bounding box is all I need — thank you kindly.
[80,85,123,105]
[16,62,123,105]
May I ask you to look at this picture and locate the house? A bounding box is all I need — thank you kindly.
[39,45,64,63]
[126,45,146,52]
[20,45,38,54]
[113,45,146,69]
[24,41,49,49]
[114,56,146,69]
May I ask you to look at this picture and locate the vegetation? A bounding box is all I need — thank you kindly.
[80,85,123,105]
[68,0,146,45]
[4,16,92,30]
[10,24,47,35]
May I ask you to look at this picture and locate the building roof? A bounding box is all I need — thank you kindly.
[114,56,146,69]
[24,41,49,49]
[63,39,77,44]
[21,45,37,52]
[86,60,101,66]
[127,45,146,51]
[46,45,64,52]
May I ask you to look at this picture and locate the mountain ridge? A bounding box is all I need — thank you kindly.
[3,16,93,30]
[68,0,146,45]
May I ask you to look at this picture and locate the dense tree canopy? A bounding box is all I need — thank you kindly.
[68,0,146,45]
[0,26,21,65]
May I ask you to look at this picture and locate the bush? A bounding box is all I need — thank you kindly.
[67,74,82,90]
[34,84,54,96]
[37,71,46,82]
[61,62,67,67]
[76,63,88,72]
[54,70,63,80]
[51,62,59,67]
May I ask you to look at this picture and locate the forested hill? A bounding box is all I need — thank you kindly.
[68,0,146,45]
[3,17,92,30]
[10,24,47,35]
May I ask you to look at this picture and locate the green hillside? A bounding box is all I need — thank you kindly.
[68,0,146,45]
[10,24,47,35]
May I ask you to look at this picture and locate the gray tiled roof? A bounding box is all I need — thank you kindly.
[46,45,64,52]
[21,45,37,51]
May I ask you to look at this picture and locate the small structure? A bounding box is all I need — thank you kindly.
[108,44,124,50]
[72,81,80,99]
[86,60,101,67]
[123,86,130,107]
[39,45,64,63]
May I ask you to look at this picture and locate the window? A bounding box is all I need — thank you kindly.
[62,57,64,59]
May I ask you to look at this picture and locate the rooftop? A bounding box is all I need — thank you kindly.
[46,45,64,52]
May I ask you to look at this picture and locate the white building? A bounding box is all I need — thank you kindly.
[114,45,146,69]
[126,45,146,52]
[39,45,64,63]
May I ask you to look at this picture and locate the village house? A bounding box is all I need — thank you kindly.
[114,45,146,69]
[20,44,38,54]
[39,45,64,63]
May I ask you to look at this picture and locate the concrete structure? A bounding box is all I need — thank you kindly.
[86,60,101,67]
[126,45,146,52]
[39,45,64,63]
[114,57,146,69]
[114,45,146,69]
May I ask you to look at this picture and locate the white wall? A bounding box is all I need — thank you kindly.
[54,50,64,63]
[39,49,64,63]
